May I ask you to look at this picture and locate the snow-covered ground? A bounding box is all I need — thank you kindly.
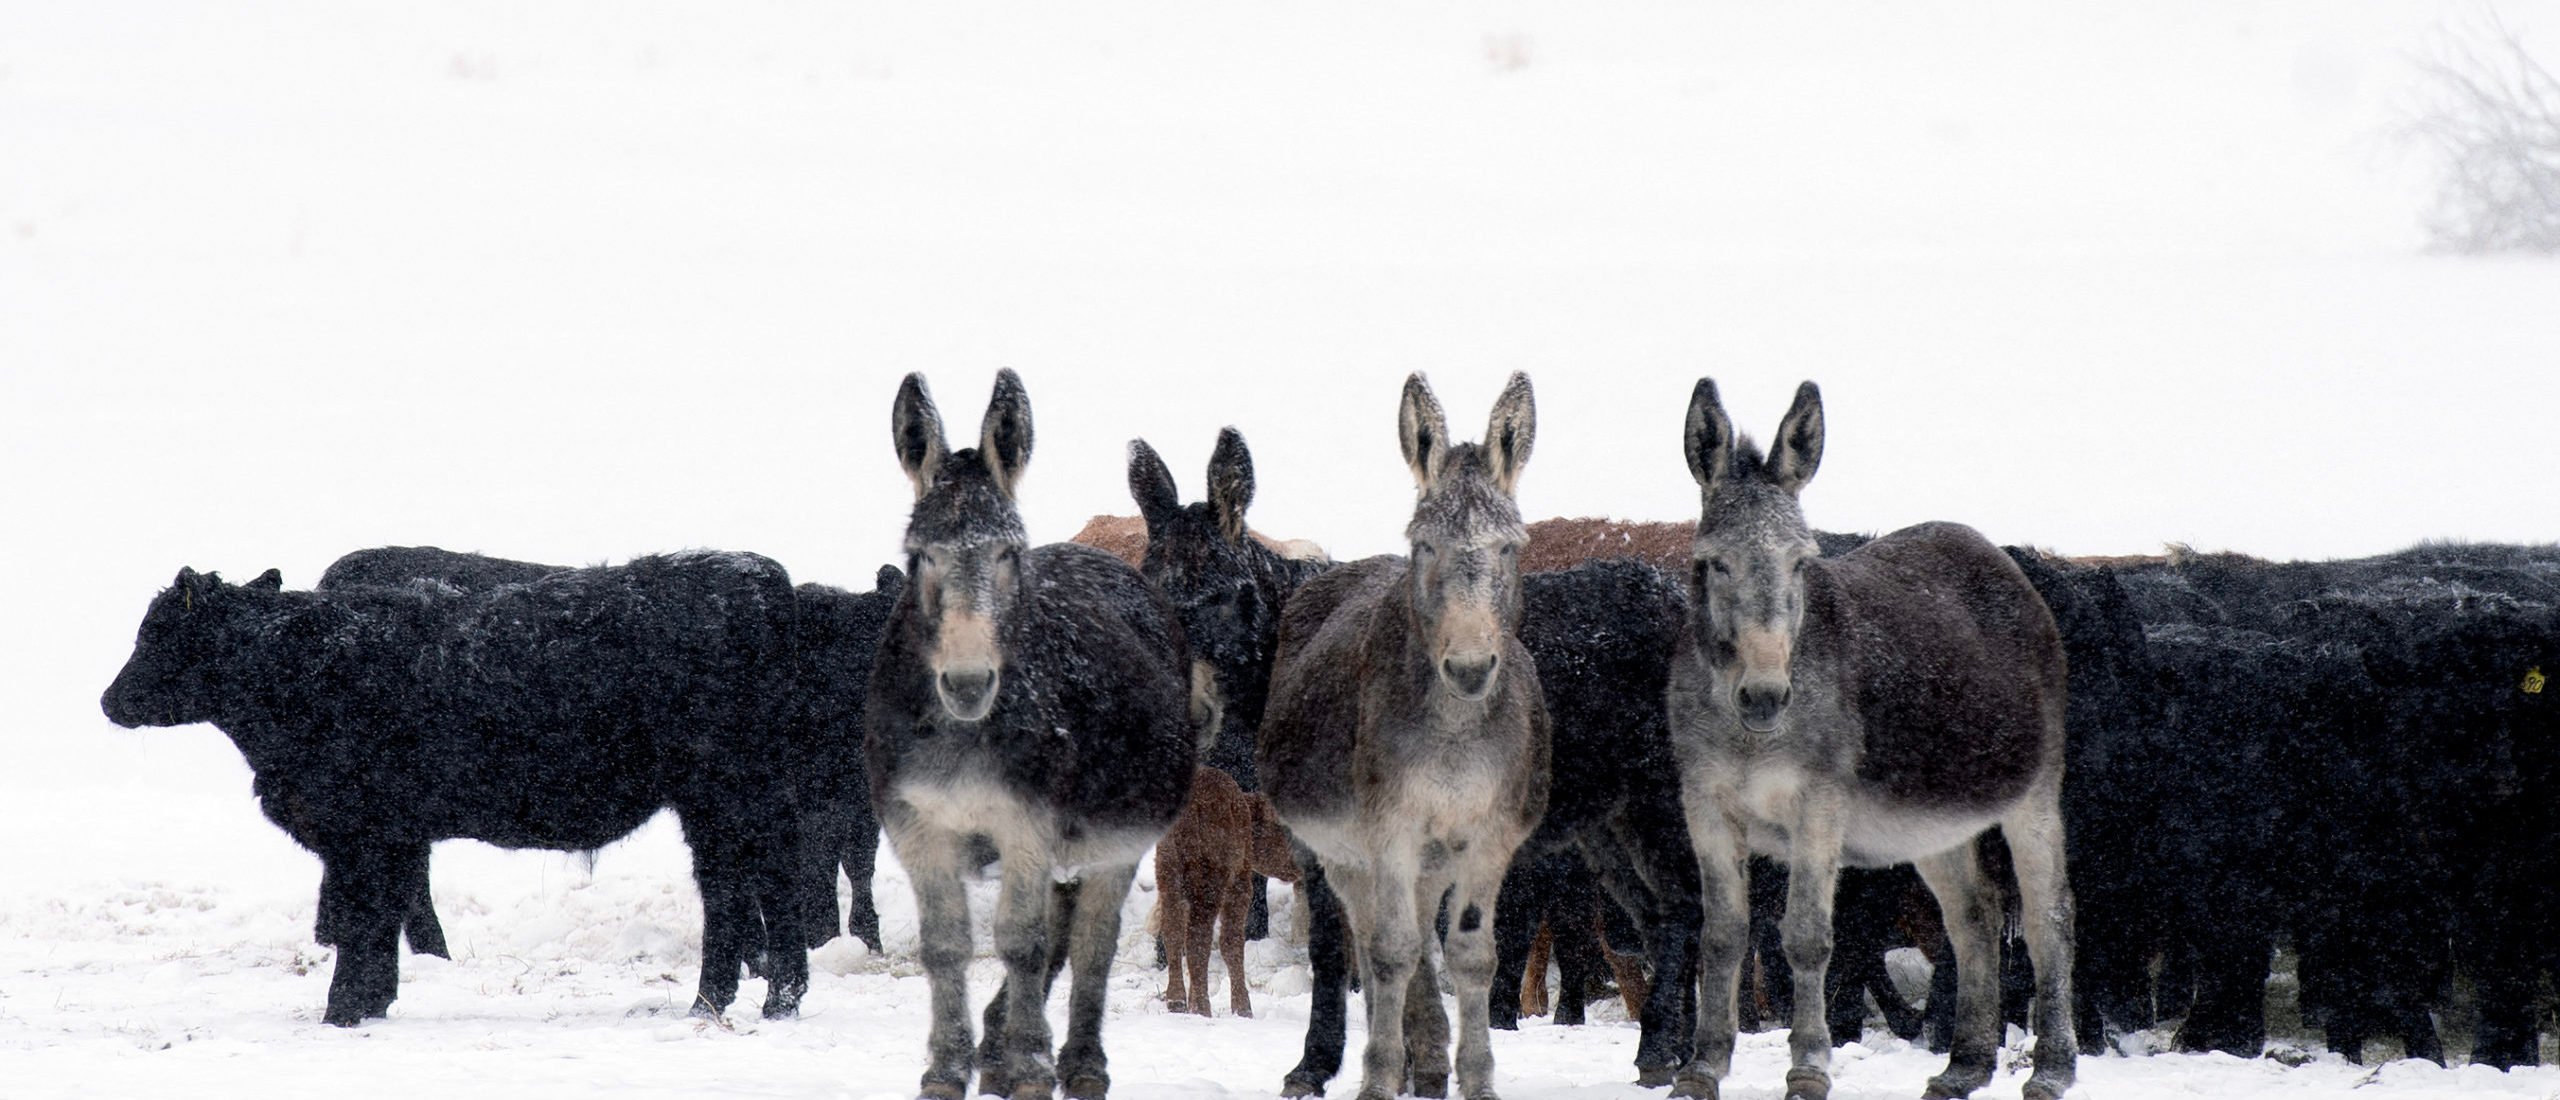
[6,2,2559,1097]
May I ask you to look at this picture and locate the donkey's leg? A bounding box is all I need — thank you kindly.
[1777,786,1847,1100]
[1674,789,1752,1100]
[1913,843,2001,1100]
[1345,854,1423,1100]
[1282,843,1351,1097]
[1057,863,1139,1100]
[890,824,976,1100]
[1447,845,1522,1100]
[2002,792,2080,1100]
[978,854,1064,1100]
[1404,873,1455,1098]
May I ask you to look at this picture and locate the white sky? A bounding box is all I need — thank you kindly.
[4,1,2557,777]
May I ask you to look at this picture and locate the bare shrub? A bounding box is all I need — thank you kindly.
[2406,11,2560,254]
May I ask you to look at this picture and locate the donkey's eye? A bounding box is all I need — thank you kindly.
[1710,559,1733,576]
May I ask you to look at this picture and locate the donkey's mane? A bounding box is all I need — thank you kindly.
[904,447,1027,553]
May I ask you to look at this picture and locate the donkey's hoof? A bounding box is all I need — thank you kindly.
[1668,1075,1718,1100]
[918,1083,967,1100]
[1062,1072,1110,1100]
[1783,1067,1831,1100]
[2019,1076,2072,1100]
[1412,1074,1448,1099]
[1014,1084,1061,1100]
[1279,1075,1326,1099]
[1921,1073,1986,1100]
[1635,1064,1679,1088]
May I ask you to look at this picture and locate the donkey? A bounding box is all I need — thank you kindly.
[866,370,1197,1100]
[1666,380,2076,1100]
[1260,373,1549,1100]
[1126,429,1333,790]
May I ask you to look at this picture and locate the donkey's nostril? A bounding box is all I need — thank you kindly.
[1736,683,1790,730]
[1440,654,1499,699]
[937,668,998,717]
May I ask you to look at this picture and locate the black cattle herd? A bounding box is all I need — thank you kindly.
[102,371,2559,1100]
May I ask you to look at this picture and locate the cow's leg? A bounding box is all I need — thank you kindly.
[680,815,752,1016]
[319,847,406,1026]
[1488,856,1543,1030]
[1156,860,1191,1010]
[845,815,884,952]
[396,842,448,959]
[1222,870,1255,1017]
[1282,842,1351,1098]
[1613,806,1703,1083]
[751,812,810,1019]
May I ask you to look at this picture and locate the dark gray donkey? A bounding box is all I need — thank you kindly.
[1260,373,1550,1100]
[1666,380,2076,1100]
[866,370,1198,1100]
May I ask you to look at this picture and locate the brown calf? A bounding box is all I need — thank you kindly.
[1156,765,1300,1017]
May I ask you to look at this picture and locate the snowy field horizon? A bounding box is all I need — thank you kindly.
[6,3,2559,1097]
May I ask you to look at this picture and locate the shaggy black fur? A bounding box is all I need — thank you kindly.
[784,568,904,952]
[1497,559,1701,1080]
[317,548,905,956]
[2099,544,2560,1064]
[103,553,811,1026]
[313,546,573,962]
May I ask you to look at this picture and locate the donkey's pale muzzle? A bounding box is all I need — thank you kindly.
[1441,653,1500,701]
[936,666,999,721]
[1736,682,1790,733]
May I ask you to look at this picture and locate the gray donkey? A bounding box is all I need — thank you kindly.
[866,370,1198,1100]
[1666,380,2076,1100]
[1260,373,1550,1100]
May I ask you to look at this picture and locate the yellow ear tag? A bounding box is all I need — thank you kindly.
[2527,667,2546,695]
[184,588,193,611]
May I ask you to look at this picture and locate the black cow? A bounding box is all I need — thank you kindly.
[103,552,810,1026]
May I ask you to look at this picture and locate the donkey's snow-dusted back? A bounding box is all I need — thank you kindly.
[1259,372,1550,1100]
[865,369,1195,1100]
[1667,379,2076,1100]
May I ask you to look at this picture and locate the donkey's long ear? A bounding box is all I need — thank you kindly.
[1207,427,1255,543]
[1684,378,1735,492]
[1128,438,1182,531]
[978,368,1034,499]
[1768,380,1824,494]
[1398,373,1449,490]
[891,373,948,499]
[1482,372,1535,497]
[247,569,283,592]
